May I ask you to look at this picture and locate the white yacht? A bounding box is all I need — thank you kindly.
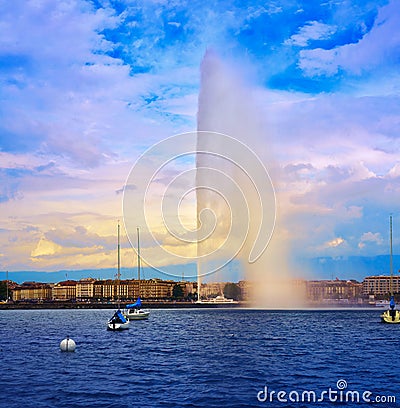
[125,300,150,320]
[375,300,390,308]
[124,227,150,321]
[197,295,238,304]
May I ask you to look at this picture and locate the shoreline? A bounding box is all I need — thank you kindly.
[0,301,376,310]
[0,301,243,310]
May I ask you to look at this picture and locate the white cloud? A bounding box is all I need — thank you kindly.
[388,163,400,178]
[358,231,383,249]
[298,0,400,77]
[285,21,337,46]
[0,0,399,275]
[167,21,181,28]
[326,237,345,248]
[299,48,339,76]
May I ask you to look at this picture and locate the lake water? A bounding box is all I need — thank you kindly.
[0,309,399,408]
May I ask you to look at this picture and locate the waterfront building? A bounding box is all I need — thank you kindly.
[93,279,132,300]
[7,277,367,304]
[126,279,140,299]
[201,282,225,298]
[93,280,105,299]
[140,278,174,299]
[98,279,113,299]
[12,282,52,301]
[238,280,253,301]
[76,278,96,300]
[362,275,400,296]
[181,281,194,297]
[52,280,77,300]
[116,279,130,299]
[9,278,189,302]
[306,279,362,302]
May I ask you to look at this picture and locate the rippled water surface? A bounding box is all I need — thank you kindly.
[0,309,399,408]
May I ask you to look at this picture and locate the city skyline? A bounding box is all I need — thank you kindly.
[1,1,400,281]
[1,253,399,284]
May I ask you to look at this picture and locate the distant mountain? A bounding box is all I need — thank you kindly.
[0,268,121,284]
[1,256,396,284]
[0,264,197,284]
[297,255,400,282]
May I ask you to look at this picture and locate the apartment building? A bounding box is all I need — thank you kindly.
[52,280,77,300]
[12,282,52,301]
[307,279,362,302]
[362,275,400,295]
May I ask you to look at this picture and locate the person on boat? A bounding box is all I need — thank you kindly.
[111,310,124,323]
[390,296,395,310]
[389,296,397,320]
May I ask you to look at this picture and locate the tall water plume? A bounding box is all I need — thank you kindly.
[196,50,303,307]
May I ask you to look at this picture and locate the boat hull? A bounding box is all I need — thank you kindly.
[107,321,130,331]
[196,295,238,305]
[375,301,390,308]
[125,309,150,320]
[381,309,400,324]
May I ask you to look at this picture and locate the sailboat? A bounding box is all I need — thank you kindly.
[124,227,150,320]
[107,222,130,331]
[381,215,400,324]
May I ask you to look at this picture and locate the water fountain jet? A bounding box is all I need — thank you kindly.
[196,50,304,308]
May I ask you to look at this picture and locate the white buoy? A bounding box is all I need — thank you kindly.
[60,336,76,352]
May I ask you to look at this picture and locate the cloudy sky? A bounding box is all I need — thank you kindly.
[1,0,399,280]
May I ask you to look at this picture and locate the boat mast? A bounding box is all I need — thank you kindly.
[137,227,141,298]
[197,261,201,302]
[117,221,121,309]
[6,270,8,301]
[390,215,393,296]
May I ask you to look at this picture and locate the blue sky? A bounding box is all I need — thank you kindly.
[0,0,399,281]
